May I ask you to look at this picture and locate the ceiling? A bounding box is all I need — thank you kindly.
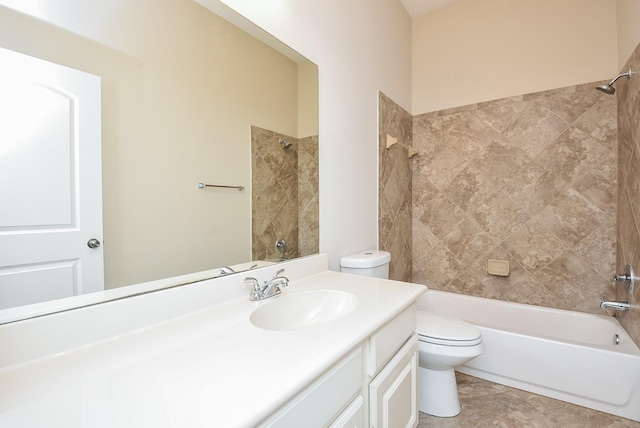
[400,0,458,18]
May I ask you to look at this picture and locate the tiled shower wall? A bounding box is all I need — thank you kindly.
[380,84,618,314]
[379,92,413,282]
[297,135,320,258]
[616,43,640,344]
[412,85,617,314]
[251,126,318,261]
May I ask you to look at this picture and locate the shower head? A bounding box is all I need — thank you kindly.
[595,84,616,94]
[596,68,632,94]
[278,138,293,150]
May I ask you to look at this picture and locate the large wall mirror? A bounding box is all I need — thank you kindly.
[0,0,318,321]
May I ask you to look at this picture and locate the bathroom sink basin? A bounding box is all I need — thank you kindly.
[250,290,358,331]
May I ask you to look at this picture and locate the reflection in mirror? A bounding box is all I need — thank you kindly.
[251,127,319,262]
[0,0,318,319]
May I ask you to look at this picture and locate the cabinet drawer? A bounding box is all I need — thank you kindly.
[259,346,363,428]
[328,395,364,428]
[368,304,416,376]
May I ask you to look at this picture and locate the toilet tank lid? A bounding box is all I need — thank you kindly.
[340,250,391,268]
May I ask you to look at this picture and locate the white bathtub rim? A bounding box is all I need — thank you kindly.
[468,322,640,355]
[420,289,640,352]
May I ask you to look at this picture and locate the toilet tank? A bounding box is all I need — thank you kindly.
[339,250,391,279]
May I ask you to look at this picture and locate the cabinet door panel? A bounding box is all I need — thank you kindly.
[370,334,418,428]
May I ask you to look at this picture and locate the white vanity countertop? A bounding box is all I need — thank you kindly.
[0,268,425,427]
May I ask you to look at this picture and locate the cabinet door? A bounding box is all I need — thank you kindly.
[369,334,418,428]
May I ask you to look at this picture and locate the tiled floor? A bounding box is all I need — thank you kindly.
[417,373,640,427]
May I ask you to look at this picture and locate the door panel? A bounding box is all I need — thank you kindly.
[0,260,78,308]
[0,83,74,227]
[0,47,103,309]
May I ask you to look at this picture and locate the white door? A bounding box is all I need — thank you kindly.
[0,47,103,310]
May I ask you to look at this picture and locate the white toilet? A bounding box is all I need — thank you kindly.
[339,250,391,278]
[340,250,484,418]
[416,311,483,417]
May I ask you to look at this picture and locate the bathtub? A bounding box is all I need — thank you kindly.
[418,290,640,422]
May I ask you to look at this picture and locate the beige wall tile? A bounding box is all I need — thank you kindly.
[379,92,413,281]
[616,43,640,344]
[381,79,618,321]
[409,82,617,316]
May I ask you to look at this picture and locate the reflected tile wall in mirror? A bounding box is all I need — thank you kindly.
[297,135,320,258]
[251,126,318,262]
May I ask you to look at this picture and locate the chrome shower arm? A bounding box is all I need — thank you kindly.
[608,69,632,86]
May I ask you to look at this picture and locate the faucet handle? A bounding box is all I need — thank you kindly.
[272,269,289,286]
[243,277,260,290]
[244,277,261,301]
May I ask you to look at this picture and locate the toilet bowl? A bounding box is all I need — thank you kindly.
[416,311,483,417]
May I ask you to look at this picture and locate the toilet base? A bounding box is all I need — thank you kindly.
[418,366,461,417]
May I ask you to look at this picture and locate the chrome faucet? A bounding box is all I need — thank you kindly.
[219,266,235,275]
[244,269,289,301]
[600,300,630,311]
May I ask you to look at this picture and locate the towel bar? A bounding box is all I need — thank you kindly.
[197,182,244,191]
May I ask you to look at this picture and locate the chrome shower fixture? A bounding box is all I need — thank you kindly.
[278,138,293,150]
[596,68,632,94]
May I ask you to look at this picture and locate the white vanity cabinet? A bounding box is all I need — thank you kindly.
[258,346,365,428]
[259,304,418,428]
[368,304,418,428]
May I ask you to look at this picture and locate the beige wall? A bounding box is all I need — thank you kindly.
[0,1,299,288]
[213,0,413,270]
[412,0,618,114]
[617,0,640,71]
[297,60,319,138]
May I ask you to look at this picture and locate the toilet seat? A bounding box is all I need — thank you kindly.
[417,311,482,346]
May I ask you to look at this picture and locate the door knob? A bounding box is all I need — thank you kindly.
[87,238,101,249]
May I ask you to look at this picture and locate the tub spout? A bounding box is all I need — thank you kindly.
[600,300,630,311]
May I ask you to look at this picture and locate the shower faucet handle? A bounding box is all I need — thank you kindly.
[613,273,631,282]
[612,264,635,294]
